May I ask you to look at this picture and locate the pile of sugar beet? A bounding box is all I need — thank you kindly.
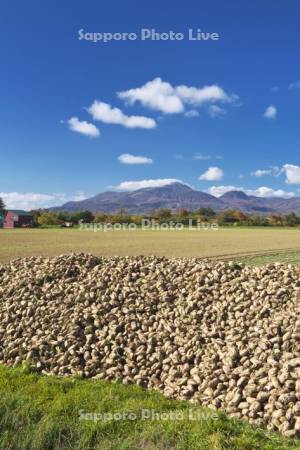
[1,253,300,437]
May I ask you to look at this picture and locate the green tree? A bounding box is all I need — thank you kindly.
[57,211,72,222]
[94,212,109,223]
[0,197,6,215]
[37,212,61,226]
[284,212,300,227]
[155,208,172,220]
[197,207,216,218]
[71,210,94,224]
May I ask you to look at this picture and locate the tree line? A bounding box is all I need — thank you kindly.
[1,197,300,227]
[31,207,300,227]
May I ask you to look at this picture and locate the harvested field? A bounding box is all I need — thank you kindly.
[1,227,300,265]
[1,253,300,437]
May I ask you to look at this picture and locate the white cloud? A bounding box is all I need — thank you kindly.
[68,117,100,138]
[115,178,182,191]
[176,84,236,106]
[271,86,279,92]
[184,109,199,118]
[250,187,294,198]
[208,104,226,118]
[251,166,282,178]
[206,185,295,199]
[289,81,300,90]
[118,77,238,116]
[87,101,156,129]
[199,166,224,181]
[0,192,87,211]
[282,164,300,184]
[251,169,273,177]
[207,185,244,197]
[251,164,300,184]
[118,78,184,114]
[118,153,153,165]
[263,105,277,119]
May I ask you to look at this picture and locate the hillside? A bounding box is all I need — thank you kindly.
[51,183,300,215]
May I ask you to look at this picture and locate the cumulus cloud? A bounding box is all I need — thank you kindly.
[206,185,244,197]
[198,166,224,181]
[87,101,156,129]
[251,165,300,184]
[115,178,182,191]
[118,78,184,114]
[118,77,238,116]
[177,84,237,106]
[263,105,277,119]
[206,185,295,199]
[250,187,295,198]
[0,192,87,211]
[282,164,300,184]
[68,117,100,137]
[118,153,153,165]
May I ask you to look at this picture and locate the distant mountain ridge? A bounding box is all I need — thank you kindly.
[50,183,300,215]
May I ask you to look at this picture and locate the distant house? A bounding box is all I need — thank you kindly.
[4,210,34,228]
[0,214,3,228]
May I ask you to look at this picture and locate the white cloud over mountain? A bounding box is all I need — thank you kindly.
[87,101,156,129]
[118,154,153,164]
[0,192,87,210]
[207,185,295,199]
[115,178,182,191]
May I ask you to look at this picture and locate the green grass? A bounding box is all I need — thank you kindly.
[1,227,300,265]
[0,364,299,450]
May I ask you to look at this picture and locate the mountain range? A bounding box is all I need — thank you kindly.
[51,183,300,215]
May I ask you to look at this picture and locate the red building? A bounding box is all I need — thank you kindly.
[4,210,34,228]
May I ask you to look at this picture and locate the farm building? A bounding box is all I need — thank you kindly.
[3,210,34,228]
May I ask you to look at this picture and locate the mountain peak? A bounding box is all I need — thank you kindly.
[221,190,249,200]
[50,184,300,215]
[157,182,193,191]
[132,182,193,194]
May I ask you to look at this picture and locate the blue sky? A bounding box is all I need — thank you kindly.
[1,0,300,209]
